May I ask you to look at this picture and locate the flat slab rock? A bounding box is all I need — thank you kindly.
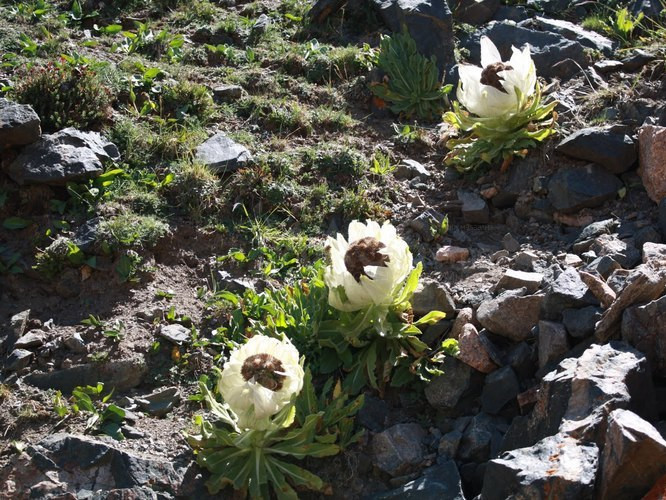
[194,132,252,173]
[368,460,465,499]
[7,127,120,185]
[482,434,599,500]
[556,125,636,175]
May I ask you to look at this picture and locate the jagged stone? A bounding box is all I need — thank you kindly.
[477,288,543,341]
[0,98,40,149]
[371,423,426,477]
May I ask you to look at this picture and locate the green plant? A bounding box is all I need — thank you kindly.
[33,237,88,279]
[113,22,185,62]
[370,30,448,119]
[12,61,112,132]
[81,315,126,341]
[609,7,644,44]
[369,152,396,176]
[115,249,143,283]
[161,81,215,124]
[71,383,126,440]
[0,246,22,274]
[99,213,169,249]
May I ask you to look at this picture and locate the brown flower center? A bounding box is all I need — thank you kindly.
[344,236,390,282]
[241,353,286,391]
[480,62,513,93]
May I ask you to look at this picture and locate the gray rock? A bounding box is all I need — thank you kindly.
[453,0,499,24]
[635,225,662,249]
[411,279,456,316]
[371,423,426,476]
[458,413,504,462]
[599,409,666,500]
[72,217,101,253]
[368,461,465,499]
[5,310,30,348]
[482,434,599,500]
[585,255,621,279]
[5,349,32,371]
[622,295,666,376]
[395,159,429,180]
[158,324,191,345]
[63,332,87,354]
[659,198,666,239]
[194,132,252,173]
[212,84,243,102]
[458,190,490,225]
[7,128,119,185]
[513,250,539,271]
[477,288,543,341]
[531,16,615,54]
[590,234,641,268]
[370,0,455,78]
[24,356,147,392]
[547,164,623,214]
[14,329,48,349]
[556,126,636,175]
[502,342,655,452]
[425,357,472,410]
[135,387,180,417]
[482,366,520,414]
[462,21,589,80]
[496,269,543,293]
[358,395,390,432]
[621,48,658,72]
[537,320,570,369]
[438,430,463,459]
[505,341,537,380]
[594,59,624,74]
[501,233,520,253]
[0,98,40,149]
[562,306,603,339]
[542,267,599,320]
[409,209,446,242]
[643,241,666,264]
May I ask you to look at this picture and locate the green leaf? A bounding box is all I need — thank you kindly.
[414,310,447,326]
[3,217,32,230]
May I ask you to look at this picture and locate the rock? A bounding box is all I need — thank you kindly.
[585,255,621,279]
[158,324,191,345]
[457,323,498,374]
[562,306,603,339]
[458,413,504,462]
[556,125,636,174]
[14,329,48,349]
[496,269,543,293]
[635,225,662,249]
[622,48,658,72]
[547,164,623,213]
[594,59,624,74]
[358,395,390,432]
[501,233,520,253]
[0,98,40,149]
[194,132,252,174]
[308,0,346,23]
[578,270,616,308]
[482,366,520,414]
[371,423,426,477]
[411,279,456,316]
[370,0,455,78]
[436,246,469,263]
[135,387,180,417]
[24,356,147,392]
[395,159,429,180]
[7,128,119,185]
[458,190,490,224]
[643,241,666,264]
[505,341,537,380]
[542,267,599,320]
[409,209,446,242]
[531,16,615,55]
[212,84,243,102]
[477,288,543,341]
[659,198,666,239]
[450,307,473,340]
[595,266,666,342]
[502,342,655,452]
[537,320,570,369]
[638,125,666,202]
[590,234,641,269]
[5,349,32,371]
[482,434,599,500]
[4,310,30,349]
[425,357,472,410]
[251,13,271,34]
[368,461,465,499]
[438,431,463,459]
[72,217,101,253]
[600,409,666,500]
[462,21,589,79]
[453,0,499,24]
[63,332,87,354]
[622,295,666,376]
[513,250,539,271]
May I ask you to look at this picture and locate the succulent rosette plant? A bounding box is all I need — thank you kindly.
[218,334,304,431]
[443,36,557,172]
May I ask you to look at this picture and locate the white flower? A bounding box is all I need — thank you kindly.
[218,335,304,430]
[457,36,537,118]
[324,220,413,312]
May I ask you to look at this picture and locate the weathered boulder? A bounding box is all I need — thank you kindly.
[0,98,40,149]
[496,269,543,294]
[370,0,455,78]
[542,267,599,320]
[411,279,456,316]
[425,357,472,410]
[562,306,603,339]
[371,423,426,476]
[453,0,500,24]
[622,295,666,376]
[599,409,666,500]
[457,323,498,374]
[368,461,465,499]
[502,342,655,452]
[194,132,252,173]
[638,125,666,202]
[547,164,623,214]
[458,413,505,462]
[7,128,119,185]
[556,125,636,175]
[482,434,599,500]
[531,16,614,55]
[537,320,570,369]
[481,366,519,414]
[477,288,543,341]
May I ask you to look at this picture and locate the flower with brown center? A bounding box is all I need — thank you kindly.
[218,335,304,430]
[324,220,413,312]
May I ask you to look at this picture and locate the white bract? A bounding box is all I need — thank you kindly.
[324,220,413,312]
[218,335,304,430]
[457,36,537,118]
